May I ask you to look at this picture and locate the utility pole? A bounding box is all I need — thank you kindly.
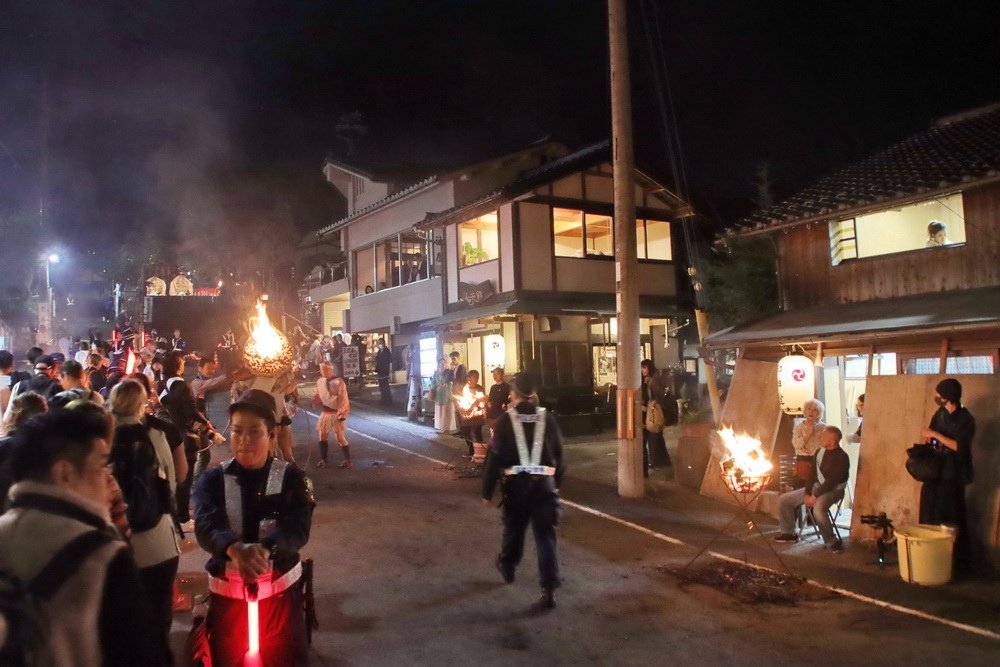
[609,0,644,498]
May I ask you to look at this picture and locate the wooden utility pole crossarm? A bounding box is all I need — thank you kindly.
[609,0,644,498]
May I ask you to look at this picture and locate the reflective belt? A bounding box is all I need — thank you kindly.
[209,561,303,601]
[504,465,556,476]
[223,458,289,540]
[508,407,546,474]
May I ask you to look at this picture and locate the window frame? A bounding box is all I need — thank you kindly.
[829,193,967,267]
[457,211,500,268]
[354,229,437,296]
[551,205,674,263]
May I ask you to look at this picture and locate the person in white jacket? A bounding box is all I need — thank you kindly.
[313,361,351,468]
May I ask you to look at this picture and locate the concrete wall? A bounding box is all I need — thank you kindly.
[345,183,455,250]
[348,277,443,332]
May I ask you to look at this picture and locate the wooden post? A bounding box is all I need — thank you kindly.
[866,344,876,377]
[609,0,643,498]
[695,309,721,424]
[938,337,949,374]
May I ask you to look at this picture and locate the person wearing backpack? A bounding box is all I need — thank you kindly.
[0,409,169,666]
[56,360,103,406]
[108,379,182,647]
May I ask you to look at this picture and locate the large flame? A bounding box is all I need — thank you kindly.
[250,300,282,357]
[455,384,486,416]
[717,426,773,493]
[243,299,294,376]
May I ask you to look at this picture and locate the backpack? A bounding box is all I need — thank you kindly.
[111,425,172,532]
[0,530,115,666]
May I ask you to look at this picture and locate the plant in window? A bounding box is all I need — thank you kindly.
[462,242,489,266]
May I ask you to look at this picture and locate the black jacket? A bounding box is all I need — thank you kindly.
[929,406,976,484]
[20,372,61,400]
[807,446,850,497]
[193,457,312,577]
[483,403,566,501]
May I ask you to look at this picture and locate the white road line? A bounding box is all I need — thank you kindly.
[315,411,1000,642]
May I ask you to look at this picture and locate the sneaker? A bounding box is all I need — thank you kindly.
[338,459,353,469]
[830,539,845,553]
[316,460,327,468]
[495,555,514,584]
[774,533,798,543]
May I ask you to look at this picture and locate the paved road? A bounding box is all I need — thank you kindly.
[172,400,999,666]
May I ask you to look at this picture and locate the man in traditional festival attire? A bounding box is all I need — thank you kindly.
[193,389,313,666]
[482,372,565,609]
[313,361,351,468]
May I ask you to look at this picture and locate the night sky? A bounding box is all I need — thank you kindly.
[2,0,998,263]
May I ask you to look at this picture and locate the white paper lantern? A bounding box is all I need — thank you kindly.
[483,334,505,372]
[777,355,815,415]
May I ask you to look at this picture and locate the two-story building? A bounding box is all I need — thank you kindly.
[305,139,696,428]
[703,103,1000,562]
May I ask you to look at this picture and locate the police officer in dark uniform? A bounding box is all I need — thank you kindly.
[193,389,312,666]
[482,372,565,609]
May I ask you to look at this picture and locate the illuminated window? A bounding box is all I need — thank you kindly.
[555,207,671,260]
[552,208,613,258]
[399,230,429,285]
[553,208,585,257]
[459,212,499,267]
[639,219,672,260]
[356,230,436,295]
[829,193,966,265]
[904,356,994,375]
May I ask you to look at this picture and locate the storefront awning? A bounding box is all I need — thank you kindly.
[704,285,1000,349]
[421,291,687,329]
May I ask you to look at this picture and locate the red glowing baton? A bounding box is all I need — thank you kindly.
[244,581,262,667]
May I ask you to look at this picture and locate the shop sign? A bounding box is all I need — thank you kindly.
[342,346,361,378]
[458,280,495,306]
[776,354,815,415]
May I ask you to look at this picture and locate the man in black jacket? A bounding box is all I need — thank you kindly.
[374,339,393,405]
[482,373,565,609]
[775,426,850,551]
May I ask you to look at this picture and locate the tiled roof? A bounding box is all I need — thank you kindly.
[416,140,692,229]
[732,102,1000,237]
[315,176,438,236]
[703,285,1000,349]
[416,140,611,229]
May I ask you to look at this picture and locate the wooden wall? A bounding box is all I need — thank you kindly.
[851,374,1000,569]
[700,359,783,508]
[779,182,1000,309]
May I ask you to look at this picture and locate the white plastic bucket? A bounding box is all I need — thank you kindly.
[896,524,956,585]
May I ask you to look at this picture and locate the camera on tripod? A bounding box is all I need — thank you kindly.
[860,512,895,567]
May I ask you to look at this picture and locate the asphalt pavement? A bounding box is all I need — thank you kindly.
[170,393,1000,666]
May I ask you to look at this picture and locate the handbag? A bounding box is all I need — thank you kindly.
[905,443,947,482]
[645,400,665,432]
